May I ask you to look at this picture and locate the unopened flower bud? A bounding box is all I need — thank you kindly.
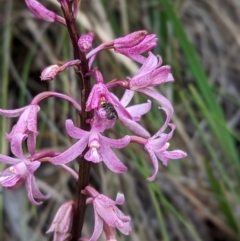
[40,60,81,81]
[113,30,147,48]
[25,0,57,22]
[78,32,94,53]
[25,0,66,25]
[40,65,59,81]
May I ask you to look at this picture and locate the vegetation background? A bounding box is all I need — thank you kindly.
[0,0,240,240]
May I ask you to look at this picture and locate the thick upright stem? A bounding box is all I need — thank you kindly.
[59,1,92,240]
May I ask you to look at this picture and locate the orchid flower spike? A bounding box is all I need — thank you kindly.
[46,200,74,241]
[0,153,49,205]
[79,186,131,241]
[25,0,66,26]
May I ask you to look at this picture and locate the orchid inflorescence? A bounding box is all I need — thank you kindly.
[0,1,187,241]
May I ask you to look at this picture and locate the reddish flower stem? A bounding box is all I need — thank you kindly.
[59,1,92,240]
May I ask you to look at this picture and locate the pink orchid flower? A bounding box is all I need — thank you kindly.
[0,92,82,157]
[127,52,174,113]
[86,70,132,120]
[46,200,74,241]
[144,122,187,181]
[129,107,187,181]
[93,89,151,137]
[144,108,187,181]
[49,119,130,173]
[0,104,39,156]
[0,153,49,205]
[113,32,157,64]
[87,31,157,67]
[79,186,131,241]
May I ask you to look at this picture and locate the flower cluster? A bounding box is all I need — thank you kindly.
[0,0,187,241]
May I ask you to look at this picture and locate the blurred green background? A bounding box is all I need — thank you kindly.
[1,0,240,240]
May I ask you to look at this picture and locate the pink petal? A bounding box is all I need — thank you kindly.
[138,52,159,72]
[155,152,169,166]
[114,207,131,223]
[126,100,151,121]
[164,150,187,159]
[0,106,27,117]
[151,66,172,86]
[84,148,102,163]
[148,133,169,149]
[109,96,132,120]
[125,54,146,64]
[0,168,22,187]
[138,88,174,113]
[27,132,37,155]
[144,147,159,181]
[99,145,127,173]
[94,203,123,229]
[120,90,134,107]
[152,108,173,139]
[27,105,39,132]
[65,119,89,138]
[10,133,26,158]
[46,201,74,235]
[25,161,41,173]
[49,136,88,165]
[115,193,125,205]
[0,154,20,165]
[114,31,147,48]
[26,175,49,205]
[86,81,108,111]
[158,150,187,166]
[87,210,103,241]
[25,0,56,22]
[100,135,130,149]
[153,123,175,140]
[117,221,132,235]
[96,194,116,207]
[129,71,153,90]
[119,116,150,138]
[6,124,17,141]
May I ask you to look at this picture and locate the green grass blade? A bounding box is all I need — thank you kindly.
[158,0,239,173]
[204,161,239,233]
